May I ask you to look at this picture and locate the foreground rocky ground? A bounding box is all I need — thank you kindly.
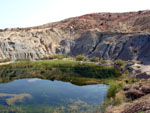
[106,94,150,113]
[105,63,150,113]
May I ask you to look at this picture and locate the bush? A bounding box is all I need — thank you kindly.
[100,60,107,64]
[114,59,126,67]
[124,70,129,75]
[76,55,85,61]
[107,84,118,98]
[137,66,141,68]
[54,54,67,59]
[108,14,112,17]
[90,57,99,62]
[138,11,142,14]
[43,54,67,60]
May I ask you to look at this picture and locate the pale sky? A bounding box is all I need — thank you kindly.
[0,0,149,29]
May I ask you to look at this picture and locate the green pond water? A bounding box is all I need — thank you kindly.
[0,78,108,113]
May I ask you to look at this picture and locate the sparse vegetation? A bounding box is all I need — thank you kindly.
[108,14,112,17]
[137,66,141,68]
[0,58,10,63]
[76,55,85,61]
[114,59,126,67]
[16,58,31,61]
[114,59,127,71]
[0,60,121,85]
[114,92,125,105]
[90,57,99,62]
[106,84,118,98]
[124,70,129,76]
[43,54,68,60]
[100,76,127,112]
[138,11,143,14]
[100,60,107,64]
[100,98,113,113]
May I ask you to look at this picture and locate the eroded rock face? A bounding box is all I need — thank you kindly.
[0,28,79,60]
[0,28,150,62]
[124,82,150,100]
[136,72,150,79]
[0,10,150,62]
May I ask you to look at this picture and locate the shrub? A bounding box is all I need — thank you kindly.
[137,66,141,68]
[108,14,111,17]
[90,57,99,62]
[54,54,67,59]
[107,84,118,98]
[76,55,85,61]
[114,59,126,67]
[124,70,129,75]
[100,60,107,64]
[138,11,142,14]
[44,54,67,60]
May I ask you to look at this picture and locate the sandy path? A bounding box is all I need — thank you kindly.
[133,64,150,74]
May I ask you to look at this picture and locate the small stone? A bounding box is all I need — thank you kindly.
[141,86,150,94]
[123,85,131,91]
[125,88,144,100]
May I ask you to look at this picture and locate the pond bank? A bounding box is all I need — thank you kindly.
[0,60,121,85]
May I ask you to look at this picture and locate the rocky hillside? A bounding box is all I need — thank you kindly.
[0,10,150,62]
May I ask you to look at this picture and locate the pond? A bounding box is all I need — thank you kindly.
[0,78,108,113]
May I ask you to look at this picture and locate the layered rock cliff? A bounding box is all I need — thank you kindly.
[0,10,150,62]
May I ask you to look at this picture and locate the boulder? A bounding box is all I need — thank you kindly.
[125,88,144,100]
[141,86,150,94]
[123,85,131,91]
[136,72,150,79]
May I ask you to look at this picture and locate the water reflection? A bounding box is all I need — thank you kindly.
[0,78,108,113]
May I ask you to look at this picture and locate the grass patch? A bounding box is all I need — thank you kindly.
[106,84,118,98]
[12,60,121,79]
[0,58,10,63]
[0,60,121,85]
